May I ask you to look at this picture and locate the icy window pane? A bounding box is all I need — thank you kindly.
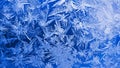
[0,0,120,68]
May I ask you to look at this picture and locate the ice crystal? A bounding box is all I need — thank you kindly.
[0,0,120,68]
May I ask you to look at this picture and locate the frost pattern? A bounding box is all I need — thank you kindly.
[0,0,120,68]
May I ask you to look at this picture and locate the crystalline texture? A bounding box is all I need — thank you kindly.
[0,0,120,68]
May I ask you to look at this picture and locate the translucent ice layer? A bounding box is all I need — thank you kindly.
[0,0,120,68]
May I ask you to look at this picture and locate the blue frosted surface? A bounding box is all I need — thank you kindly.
[0,0,120,68]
